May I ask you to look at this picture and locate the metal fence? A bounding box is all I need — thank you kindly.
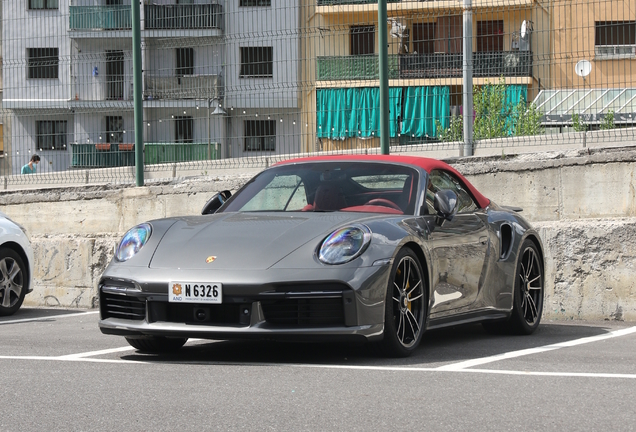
[2,0,636,188]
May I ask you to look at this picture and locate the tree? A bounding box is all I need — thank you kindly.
[436,77,543,142]
[571,113,587,132]
[436,115,463,142]
[473,78,509,140]
[511,98,544,136]
[600,110,615,130]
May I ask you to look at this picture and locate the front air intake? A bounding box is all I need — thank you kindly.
[101,292,146,321]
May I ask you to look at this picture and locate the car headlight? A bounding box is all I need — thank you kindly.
[115,223,152,262]
[318,224,371,265]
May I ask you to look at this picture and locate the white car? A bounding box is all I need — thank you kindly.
[0,212,34,316]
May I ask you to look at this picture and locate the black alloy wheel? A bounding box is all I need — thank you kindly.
[0,248,27,317]
[380,248,427,357]
[484,239,544,335]
[514,239,544,332]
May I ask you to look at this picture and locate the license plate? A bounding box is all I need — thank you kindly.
[169,282,223,304]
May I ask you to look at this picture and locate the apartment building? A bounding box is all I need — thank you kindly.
[300,0,550,150]
[1,0,302,174]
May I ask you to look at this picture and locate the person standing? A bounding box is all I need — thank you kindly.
[21,154,40,174]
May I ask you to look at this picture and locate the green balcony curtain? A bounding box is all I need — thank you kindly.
[505,85,528,135]
[506,85,528,107]
[316,87,402,139]
[402,86,450,139]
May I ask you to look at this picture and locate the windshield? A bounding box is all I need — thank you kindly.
[222,162,419,215]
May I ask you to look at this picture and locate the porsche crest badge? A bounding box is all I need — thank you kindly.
[206,256,217,264]
[172,283,182,296]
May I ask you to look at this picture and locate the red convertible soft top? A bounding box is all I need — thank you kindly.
[278,154,490,209]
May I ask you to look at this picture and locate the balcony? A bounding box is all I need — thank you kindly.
[144,74,220,100]
[70,142,220,168]
[316,55,399,81]
[317,51,532,81]
[144,4,222,30]
[69,6,132,31]
[70,143,135,168]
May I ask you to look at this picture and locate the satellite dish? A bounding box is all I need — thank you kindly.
[575,60,592,78]
[521,20,527,38]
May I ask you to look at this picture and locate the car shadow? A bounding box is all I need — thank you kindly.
[119,321,621,366]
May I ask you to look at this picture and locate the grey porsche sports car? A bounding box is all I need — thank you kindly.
[99,155,544,357]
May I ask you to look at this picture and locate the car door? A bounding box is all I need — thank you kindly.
[424,170,491,316]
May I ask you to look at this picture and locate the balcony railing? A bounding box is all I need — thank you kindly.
[144,74,220,100]
[317,0,399,5]
[400,51,532,78]
[69,6,132,30]
[144,142,220,164]
[70,143,135,168]
[144,4,222,30]
[317,51,532,81]
[316,55,399,81]
[70,142,219,168]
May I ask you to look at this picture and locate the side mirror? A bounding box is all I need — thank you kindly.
[434,189,458,225]
[201,190,232,215]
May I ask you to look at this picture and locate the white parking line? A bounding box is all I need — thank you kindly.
[0,310,99,325]
[1,321,636,379]
[436,325,636,371]
[0,355,146,364]
[288,363,636,379]
[57,346,136,359]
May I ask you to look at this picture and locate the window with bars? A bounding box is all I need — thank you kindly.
[350,26,375,56]
[245,120,276,152]
[28,48,59,79]
[176,48,194,76]
[28,0,58,9]
[477,21,504,52]
[175,116,193,143]
[240,0,271,6]
[36,120,67,150]
[240,47,273,78]
[595,21,636,58]
[412,23,436,54]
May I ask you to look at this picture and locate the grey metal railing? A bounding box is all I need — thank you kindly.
[144,4,222,29]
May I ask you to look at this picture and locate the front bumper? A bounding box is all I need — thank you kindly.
[98,264,391,342]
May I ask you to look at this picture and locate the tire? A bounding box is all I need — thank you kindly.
[483,239,544,335]
[0,248,27,317]
[379,248,427,357]
[125,336,188,353]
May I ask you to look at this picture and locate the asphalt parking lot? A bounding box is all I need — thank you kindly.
[2,308,636,432]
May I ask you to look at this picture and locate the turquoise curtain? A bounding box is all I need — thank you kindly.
[505,85,527,107]
[401,86,450,139]
[505,85,528,135]
[316,87,402,139]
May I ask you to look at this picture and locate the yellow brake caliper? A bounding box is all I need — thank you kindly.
[398,268,411,312]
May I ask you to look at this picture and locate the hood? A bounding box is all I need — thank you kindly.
[149,212,371,270]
